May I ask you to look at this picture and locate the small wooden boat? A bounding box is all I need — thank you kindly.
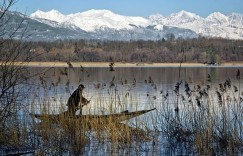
[30,108,156,124]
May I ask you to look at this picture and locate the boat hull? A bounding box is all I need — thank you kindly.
[30,108,156,124]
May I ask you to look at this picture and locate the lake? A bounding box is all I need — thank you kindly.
[28,66,243,113]
[14,66,243,155]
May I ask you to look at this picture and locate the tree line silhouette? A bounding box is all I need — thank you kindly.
[3,37,243,63]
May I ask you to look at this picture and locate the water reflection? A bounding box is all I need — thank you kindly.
[29,67,243,112]
[30,66,243,85]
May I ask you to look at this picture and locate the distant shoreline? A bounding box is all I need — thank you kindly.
[3,61,243,67]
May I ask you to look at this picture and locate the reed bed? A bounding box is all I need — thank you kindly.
[0,67,242,155]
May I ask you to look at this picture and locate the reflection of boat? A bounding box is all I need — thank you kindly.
[30,108,156,124]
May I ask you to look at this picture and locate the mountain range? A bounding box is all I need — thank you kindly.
[3,9,243,41]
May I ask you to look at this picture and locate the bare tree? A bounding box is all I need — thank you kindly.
[0,0,34,151]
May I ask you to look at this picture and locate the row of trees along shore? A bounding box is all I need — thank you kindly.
[26,37,243,63]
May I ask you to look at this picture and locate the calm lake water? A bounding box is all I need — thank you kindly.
[28,66,243,114]
[13,66,243,155]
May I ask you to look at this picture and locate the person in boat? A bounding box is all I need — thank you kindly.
[67,84,90,116]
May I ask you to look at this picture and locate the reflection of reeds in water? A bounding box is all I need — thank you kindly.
[1,69,242,155]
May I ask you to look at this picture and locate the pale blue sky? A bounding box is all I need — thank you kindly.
[12,0,243,17]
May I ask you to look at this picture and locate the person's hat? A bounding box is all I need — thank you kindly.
[79,84,85,89]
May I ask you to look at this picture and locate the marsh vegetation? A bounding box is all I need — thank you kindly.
[0,66,242,155]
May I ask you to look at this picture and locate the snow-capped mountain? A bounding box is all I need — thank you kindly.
[30,9,243,40]
[206,12,228,25]
[3,9,243,41]
[149,10,243,39]
[164,10,202,25]
[31,9,150,32]
[1,11,92,41]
